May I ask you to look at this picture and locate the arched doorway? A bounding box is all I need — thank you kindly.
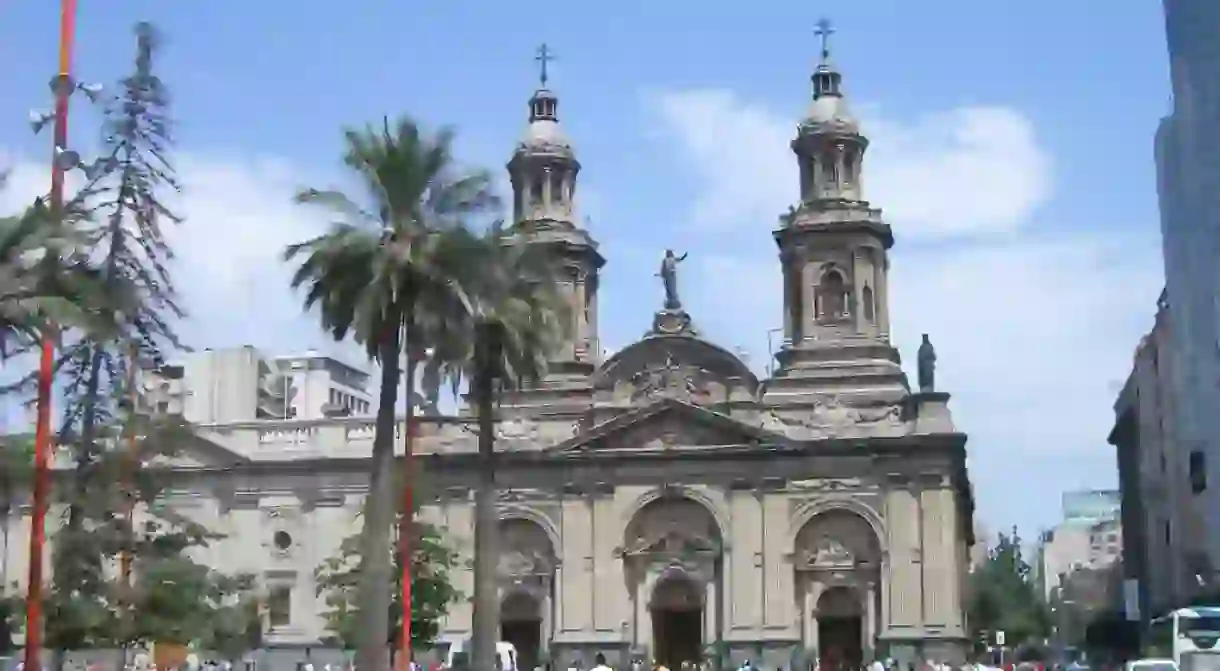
[501,591,542,671]
[792,508,882,669]
[817,587,863,671]
[498,517,557,671]
[650,573,704,668]
[622,493,723,667]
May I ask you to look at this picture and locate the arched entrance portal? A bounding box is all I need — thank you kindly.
[497,517,557,671]
[792,508,883,670]
[817,587,863,671]
[623,493,723,668]
[650,573,704,669]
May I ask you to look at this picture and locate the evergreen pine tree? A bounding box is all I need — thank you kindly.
[42,21,186,651]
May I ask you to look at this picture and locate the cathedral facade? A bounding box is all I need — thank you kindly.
[2,38,974,671]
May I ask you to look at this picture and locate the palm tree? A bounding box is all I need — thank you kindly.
[284,116,498,671]
[418,225,568,671]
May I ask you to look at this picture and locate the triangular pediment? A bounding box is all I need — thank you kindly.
[553,397,789,454]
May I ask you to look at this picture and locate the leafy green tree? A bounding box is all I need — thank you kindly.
[284,116,500,671]
[967,527,1052,651]
[124,544,258,656]
[35,404,257,654]
[315,518,461,650]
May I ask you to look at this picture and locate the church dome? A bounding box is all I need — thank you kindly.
[516,89,574,156]
[801,90,859,134]
[799,63,860,135]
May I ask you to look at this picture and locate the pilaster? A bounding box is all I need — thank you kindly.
[726,484,763,637]
[440,489,475,636]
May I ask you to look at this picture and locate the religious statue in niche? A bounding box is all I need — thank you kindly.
[657,249,688,310]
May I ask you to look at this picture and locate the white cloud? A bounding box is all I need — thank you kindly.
[648,88,1162,531]
[0,151,353,361]
[650,90,1052,237]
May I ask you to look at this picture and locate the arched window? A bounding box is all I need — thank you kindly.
[820,270,847,320]
[862,285,875,323]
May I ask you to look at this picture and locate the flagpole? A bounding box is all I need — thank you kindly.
[24,0,79,667]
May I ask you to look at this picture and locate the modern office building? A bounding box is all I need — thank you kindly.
[1038,491,1122,601]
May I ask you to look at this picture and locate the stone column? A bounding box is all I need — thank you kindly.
[704,577,718,646]
[803,578,824,650]
[554,565,565,632]
[542,590,554,654]
[542,168,553,208]
[877,257,891,337]
[802,261,817,338]
[864,581,877,656]
[573,272,586,360]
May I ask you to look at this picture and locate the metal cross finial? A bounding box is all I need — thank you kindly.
[815,18,835,63]
[535,43,556,87]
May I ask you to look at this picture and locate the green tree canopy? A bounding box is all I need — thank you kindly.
[967,527,1052,651]
[315,517,461,650]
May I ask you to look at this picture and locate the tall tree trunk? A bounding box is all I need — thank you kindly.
[397,315,418,670]
[356,328,402,671]
[471,321,500,671]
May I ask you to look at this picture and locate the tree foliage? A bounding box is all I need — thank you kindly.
[37,408,258,653]
[1053,560,1124,650]
[315,517,462,650]
[53,19,185,473]
[967,527,1052,650]
[0,197,129,365]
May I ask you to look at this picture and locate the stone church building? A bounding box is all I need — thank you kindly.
[3,35,974,671]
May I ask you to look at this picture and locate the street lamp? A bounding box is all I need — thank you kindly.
[22,3,80,671]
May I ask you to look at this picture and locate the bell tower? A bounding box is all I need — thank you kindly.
[504,45,604,405]
[764,21,908,410]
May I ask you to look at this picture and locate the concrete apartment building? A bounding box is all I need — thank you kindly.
[1038,491,1122,601]
[1104,0,1220,621]
[1158,0,1220,580]
[1109,293,1210,619]
[141,347,373,424]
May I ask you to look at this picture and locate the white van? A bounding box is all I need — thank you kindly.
[443,640,518,671]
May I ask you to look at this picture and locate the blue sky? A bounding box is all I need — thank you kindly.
[0,0,1171,537]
